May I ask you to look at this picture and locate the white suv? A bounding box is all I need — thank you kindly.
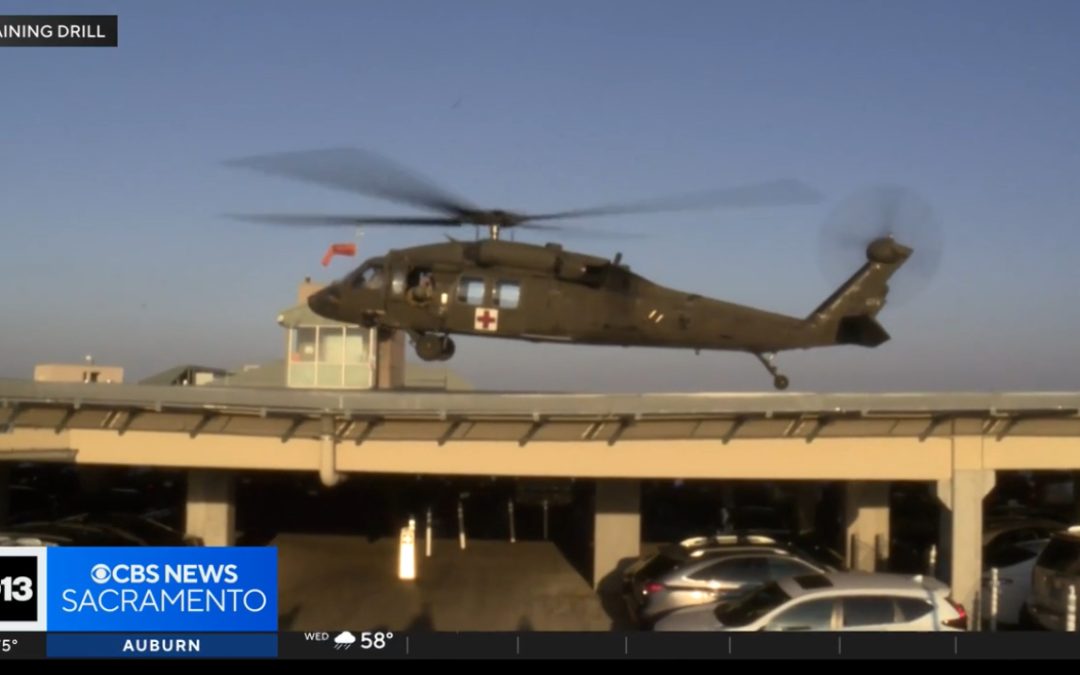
[1026,527,1080,631]
[653,572,968,632]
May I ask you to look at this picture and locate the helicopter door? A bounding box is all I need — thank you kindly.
[451,275,491,333]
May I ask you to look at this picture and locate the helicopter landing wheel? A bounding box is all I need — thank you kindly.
[416,334,455,362]
[415,334,445,361]
[752,352,791,391]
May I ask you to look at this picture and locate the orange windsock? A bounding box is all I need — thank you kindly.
[321,242,357,267]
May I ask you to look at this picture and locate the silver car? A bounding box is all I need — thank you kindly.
[1027,527,1080,631]
[654,572,968,632]
[623,538,829,627]
[982,538,1048,626]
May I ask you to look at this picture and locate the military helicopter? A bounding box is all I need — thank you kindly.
[227,149,940,389]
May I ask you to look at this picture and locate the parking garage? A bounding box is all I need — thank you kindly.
[3,378,1080,621]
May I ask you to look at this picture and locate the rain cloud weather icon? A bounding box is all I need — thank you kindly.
[334,631,356,650]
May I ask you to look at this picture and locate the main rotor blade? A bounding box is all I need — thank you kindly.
[522,179,822,222]
[516,222,565,231]
[224,148,478,217]
[517,223,649,240]
[226,213,464,227]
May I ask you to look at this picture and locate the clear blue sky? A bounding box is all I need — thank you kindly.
[2,0,1079,391]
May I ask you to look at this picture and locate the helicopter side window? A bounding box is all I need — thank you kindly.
[493,281,521,309]
[457,277,486,305]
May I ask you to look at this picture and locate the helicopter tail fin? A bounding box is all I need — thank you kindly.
[805,237,912,347]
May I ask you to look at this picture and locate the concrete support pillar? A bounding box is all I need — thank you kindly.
[375,329,405,390]
[0,465,9,525]
[844,482,890,571]
[936,468,995,618]
[593,480,641,589]
[319,416,342,488]
[186,470,236,546]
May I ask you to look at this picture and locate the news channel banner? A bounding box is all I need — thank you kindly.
[0,546,278,658]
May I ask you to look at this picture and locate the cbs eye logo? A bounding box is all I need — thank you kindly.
[0,556,37,622]
[91,564,111,584]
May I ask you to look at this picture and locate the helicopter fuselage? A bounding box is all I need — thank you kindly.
[308,239,858,357]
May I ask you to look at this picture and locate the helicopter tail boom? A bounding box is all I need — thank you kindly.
[804,236,911,347]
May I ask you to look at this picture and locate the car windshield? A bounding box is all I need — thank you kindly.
[714,581,791,627]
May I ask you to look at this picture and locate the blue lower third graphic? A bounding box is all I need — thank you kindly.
[46,547,277,632]
[47,633,278,658]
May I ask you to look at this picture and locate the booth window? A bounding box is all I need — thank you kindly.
[344,327,368,362]
[319,327,346,364]
[287,325,374,389]
[292,327,317,362]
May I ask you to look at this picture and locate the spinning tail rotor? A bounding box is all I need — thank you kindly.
[818,185,944,305]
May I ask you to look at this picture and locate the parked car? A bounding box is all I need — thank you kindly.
[892,510,1064,576]
[981,538,1049,626]
[623,536,832,627]
[6,484,62,524]
[0,521,146,547]
[59,512,203,546]
[1025,527,1080,631]
[983,515,1065,561]
[0,511,203,547]
[653,572,968,632]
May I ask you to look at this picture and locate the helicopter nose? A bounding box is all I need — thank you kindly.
[308,284,342,318]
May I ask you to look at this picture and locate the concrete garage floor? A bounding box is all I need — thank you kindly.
[274,533,617,631]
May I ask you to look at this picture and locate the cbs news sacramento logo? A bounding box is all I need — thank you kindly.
[0,547,276,632]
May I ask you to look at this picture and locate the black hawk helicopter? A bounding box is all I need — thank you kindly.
[227,149,940,390]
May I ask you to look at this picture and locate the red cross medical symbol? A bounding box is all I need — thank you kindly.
[477,309,497,329]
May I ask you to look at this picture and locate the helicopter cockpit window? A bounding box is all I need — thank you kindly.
[493,281,521,309]
[351,263,384,290]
